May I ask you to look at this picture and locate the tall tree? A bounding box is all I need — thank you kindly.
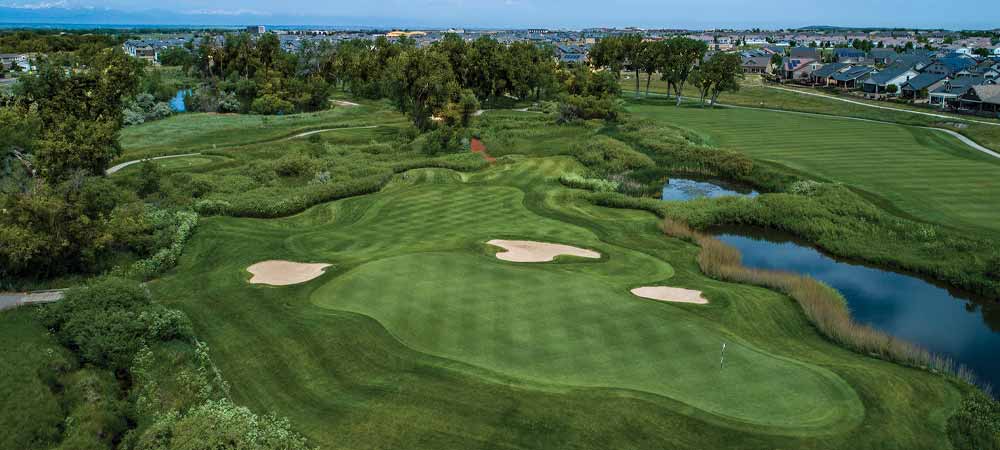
[618,34,645,97]
[387,48,459,131]
[641,40,667,97]
[661,37,708,106]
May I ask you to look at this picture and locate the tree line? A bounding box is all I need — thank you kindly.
[588,34,744,106]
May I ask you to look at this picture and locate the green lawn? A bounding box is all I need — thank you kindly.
[628,99,1000,236]
[142,156,961,449]
[621,73,1000,152]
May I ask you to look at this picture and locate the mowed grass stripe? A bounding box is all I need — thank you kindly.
[629,104,1000,234]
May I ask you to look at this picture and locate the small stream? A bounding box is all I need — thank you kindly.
[664,177,1000,388]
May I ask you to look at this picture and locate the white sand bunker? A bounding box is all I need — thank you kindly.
[631,286,709,304]
[488,239,601,263]
[247,260,331,286]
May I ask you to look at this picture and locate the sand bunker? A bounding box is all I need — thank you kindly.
[631,286,708,304]
[488,239,601,262]
[247,260,331,286]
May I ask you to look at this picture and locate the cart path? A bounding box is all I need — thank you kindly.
[0,290,66,311]
[765,85,1000,127]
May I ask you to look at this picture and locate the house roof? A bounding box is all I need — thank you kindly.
[742,56,771,67]
[966,84,1000,104]
[812,62,848,78]
[834,48,866,58]
[832,65,874,81]
[789,47,819,59]
[930,56,977,74]
[866,64,916,85]
[901,72,947,91]
[784,58,816,72]
[931,76,989,95]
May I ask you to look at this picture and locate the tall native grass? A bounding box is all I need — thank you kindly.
[661,218,988,390]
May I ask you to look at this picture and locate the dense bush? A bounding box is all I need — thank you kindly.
[947,391,1000,450]
[114,210,198,280]
[557,94,621,123]
[196,173,392,218]
[573,135,654,174]
[134,399,314,450]
[559,172,620,192]
[251,94,295,115]
[39,278,194,372]
[421,125,465,155]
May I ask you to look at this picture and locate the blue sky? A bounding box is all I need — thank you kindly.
[1,0,999,29]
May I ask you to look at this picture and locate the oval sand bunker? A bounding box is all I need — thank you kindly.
[631,286,708,304]
[247,260,331,286]
[488,239,600,263]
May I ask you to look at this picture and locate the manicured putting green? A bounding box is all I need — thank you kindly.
[629,103,1000,235]
[312,251,859,428]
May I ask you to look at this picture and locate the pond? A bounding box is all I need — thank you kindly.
[664,178,1000,389]
[661,177,759,201]
[170,89,191,112]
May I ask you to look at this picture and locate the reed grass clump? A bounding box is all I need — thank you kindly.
[660,218,984,388]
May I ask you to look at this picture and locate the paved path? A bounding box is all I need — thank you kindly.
[332,100,361,107]
[106,153,203,174]
[648,92,1000,160]
[0,290,66,311]
[765,85,1000,127]
[285,125,379,140]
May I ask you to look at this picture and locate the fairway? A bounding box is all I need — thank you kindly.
[629,102,1000,234]
[143,157,966,448]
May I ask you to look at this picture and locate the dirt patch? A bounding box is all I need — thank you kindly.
[631,286,708,304]
[247,260,332,286]
[488,239,600,262]
[471,138,496,163]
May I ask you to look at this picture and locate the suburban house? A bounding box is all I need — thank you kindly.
[957,84,1000,114]
[900,72,948,99]
[834,48,867,63]
[929,76,990,108]
[0,53,31,72]
[870,48,899,65]
[789,47,820,60]
[809,62,849,85]
[782,58,822,81]
[742,56,772,74]
[862,63,919,95]
[831,65,875,88]
[923,56,977,76]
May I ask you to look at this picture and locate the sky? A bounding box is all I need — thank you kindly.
[1,0,999,30]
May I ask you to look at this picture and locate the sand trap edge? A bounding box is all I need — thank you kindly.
[487,239,601,263]
[247,260,332,286]
[630,286,709,304]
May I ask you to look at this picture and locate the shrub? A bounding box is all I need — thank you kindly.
[251,94,294,115]
[573,135,654,174]
[147,102,173,121]
[789,180,824,196]
[422,125,464,156]
[559,172,620,192]
[557,94,620,123]
[947,391,1000,450]
[271,154,316,178]
[38,277,194,371]
[115,210,198,279]
[124,107,145,126]
[134,399,313,450]
[217,92,241,113]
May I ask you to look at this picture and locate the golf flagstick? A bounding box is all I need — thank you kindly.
[720,343,727,369]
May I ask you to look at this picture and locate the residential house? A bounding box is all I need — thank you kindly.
[782,58,822,81]
[870,48,898,65]
[0,53,30,72]
[957,84,1000,114]
[834,48,867,63]
[742,56,772,74]
[900,72,948,100]
[831,65,875,89]
[922,56,977,77]
[789,47,820,60]
[809,62,848,86]
[862,62,919,95]
[929,76,989,108]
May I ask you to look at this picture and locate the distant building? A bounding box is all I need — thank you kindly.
[247,25,266,34]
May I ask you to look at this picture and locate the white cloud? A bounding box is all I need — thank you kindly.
[1,0,70,9]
